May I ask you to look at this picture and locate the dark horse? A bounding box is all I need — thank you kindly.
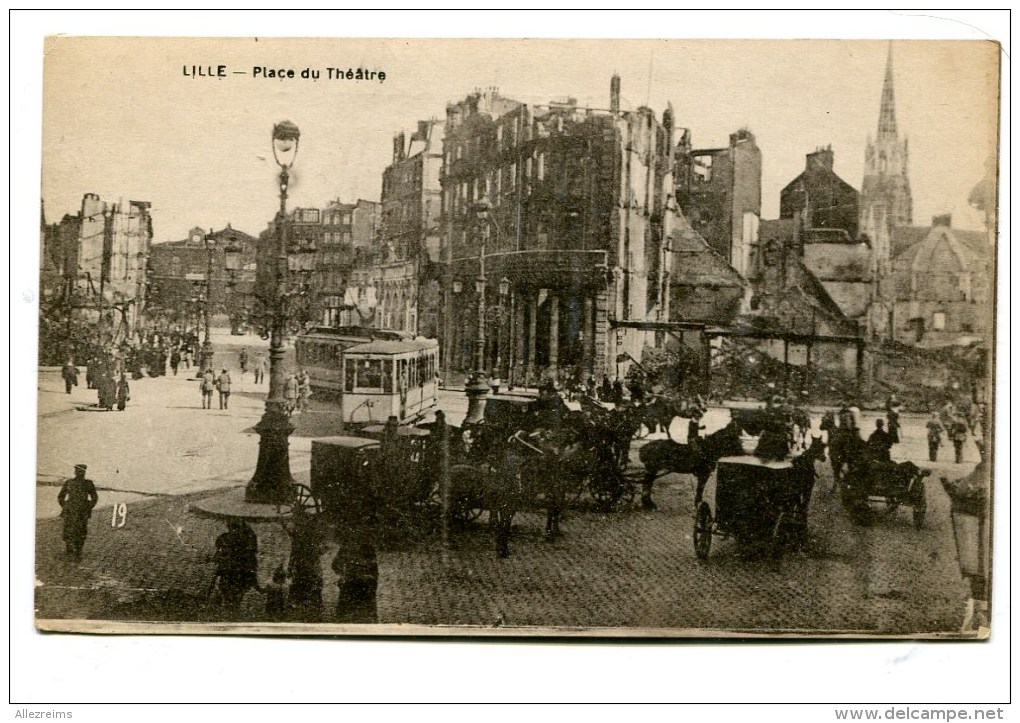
[449,427,573,558]
[638,421,743,508]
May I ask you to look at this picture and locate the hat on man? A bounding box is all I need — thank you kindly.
[74,464,87,472]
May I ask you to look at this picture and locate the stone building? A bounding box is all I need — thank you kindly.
[887,215,993,348]
[677,128,762,278]
[273,198,380,326]
[44,193,154,341]
[780,146,860,239]
[148,224,258,331]
[440,77,679,383]
[371,118,445,336]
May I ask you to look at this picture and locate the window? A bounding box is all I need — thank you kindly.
[359,359,383,389]
[382,360,393,393]
[537,153,545,181]
[932,312,946,331]
[344,362,356,392]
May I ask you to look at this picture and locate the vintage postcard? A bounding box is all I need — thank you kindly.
[34,35,1000,639]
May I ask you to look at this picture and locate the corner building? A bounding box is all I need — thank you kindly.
[440,77,677,383]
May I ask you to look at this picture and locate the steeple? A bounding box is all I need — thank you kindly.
[877,43,897,141]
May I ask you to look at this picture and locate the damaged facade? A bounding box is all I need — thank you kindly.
[440,77,679,382]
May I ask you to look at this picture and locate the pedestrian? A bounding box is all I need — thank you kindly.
[490,370,501,395]
[201,368,216,409]
[264,566,289,622]
[284,372,299,416]
[170,348,181,376]
[212,519,259,613]
[887,406,901,445]
[286,504,324,619]
[238,348,249,377]
[253,354,266,385]
[85,357,96,390]
[926,413,943,462]
[61,360,79,394]
[297,370,313,413]
[866,418,894,463]
[600,374,612,401]
[216,368,232,410]
[612,378,624,405]
[57,464,99,561]
[950,416,969,464]
[181,346,192,370]
[116,373,130,411]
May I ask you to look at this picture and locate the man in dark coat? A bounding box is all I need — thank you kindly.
[61,361,79,394]
[213,520,259,612]
[58,464,99,560]
[116,373,130,411]
[867,418,894,463]
[97,373,116,410]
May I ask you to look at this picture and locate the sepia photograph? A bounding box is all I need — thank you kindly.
[31,32,1001,639]
[11,10,1012,714]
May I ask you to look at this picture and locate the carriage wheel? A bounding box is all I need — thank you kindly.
[275,483,322,518]
[448,464,485,524]
[912,489,927,530]
[693,502,713,560]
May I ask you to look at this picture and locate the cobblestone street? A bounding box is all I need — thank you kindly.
[35,346,974,634]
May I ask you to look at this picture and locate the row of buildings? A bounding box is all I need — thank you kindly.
[41,48,994,385]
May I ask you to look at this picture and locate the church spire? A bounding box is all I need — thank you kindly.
[877,42,897,141]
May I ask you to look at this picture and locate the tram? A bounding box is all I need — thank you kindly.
[295,326,440,425]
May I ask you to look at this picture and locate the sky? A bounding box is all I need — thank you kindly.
[37,29,1001,243]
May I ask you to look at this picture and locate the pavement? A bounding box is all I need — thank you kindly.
[33,328,981,634]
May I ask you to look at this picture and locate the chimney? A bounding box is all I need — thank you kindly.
[417,120,430,141]
[610,74,621,114]
[932,214,952,228]
[392,133,404,161]
[806,146,834,172]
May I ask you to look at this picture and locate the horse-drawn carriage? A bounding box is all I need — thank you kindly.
[692,436,827,561]
[821,411,931,528]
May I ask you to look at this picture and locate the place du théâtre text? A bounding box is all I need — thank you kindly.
[182,65,386,82]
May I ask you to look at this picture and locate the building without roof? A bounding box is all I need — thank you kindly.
[440,77,680,383]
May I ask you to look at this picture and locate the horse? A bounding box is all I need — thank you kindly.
[449,426,574,558]
[638,421,744,509]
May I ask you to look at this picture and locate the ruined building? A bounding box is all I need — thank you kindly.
[440,76,679,381]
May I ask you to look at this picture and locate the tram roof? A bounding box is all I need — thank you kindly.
[345,337,439,355]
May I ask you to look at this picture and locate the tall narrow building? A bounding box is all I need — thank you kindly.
[859,44,913,277]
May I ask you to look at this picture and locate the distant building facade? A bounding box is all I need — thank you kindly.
[887,215,992,348]
[275,198,380,327]
[148,224,258,331]
[441,77,678,382]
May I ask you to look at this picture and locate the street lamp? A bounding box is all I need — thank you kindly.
[194,228,216,377]
[472,201,491,374]
[246,120,301,505]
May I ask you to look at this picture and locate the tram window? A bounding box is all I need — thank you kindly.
[383,360,393,393]
[360,359,383,389]
[417,356,426,385]
[344,363,356,392]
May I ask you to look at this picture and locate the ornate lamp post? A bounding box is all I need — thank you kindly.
[473,202,489,374]
[194,229,216,377]
[246,120,301,505]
